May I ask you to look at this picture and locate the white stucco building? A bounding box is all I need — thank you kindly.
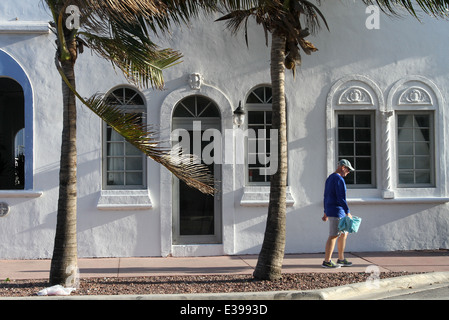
[1,1,448,259]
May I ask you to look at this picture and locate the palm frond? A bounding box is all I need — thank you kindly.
[69,0,219,34]
[54,53,216,195]
[362,0,449,19]
[78,20,183,89]
[216,0,327,74]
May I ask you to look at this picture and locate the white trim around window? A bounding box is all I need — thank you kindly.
[97,85,152,211]
[327,75,448,202]
[387,76,447,199]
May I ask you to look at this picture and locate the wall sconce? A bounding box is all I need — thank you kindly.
[233,101,245,127]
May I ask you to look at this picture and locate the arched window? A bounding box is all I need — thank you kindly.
[102,87,146,189]
[173,95,220,118]
[0,78,24,189]
[245,86,273,184]
[388,77,443,193]
[327,76,381,190]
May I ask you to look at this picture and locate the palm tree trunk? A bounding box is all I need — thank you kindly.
[49,54,78,286]
[253,32,288,281]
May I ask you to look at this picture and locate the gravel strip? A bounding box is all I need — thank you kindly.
[0,272,415,297]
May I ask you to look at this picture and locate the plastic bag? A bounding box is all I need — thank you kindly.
[338,216,362,234]
[37,285,76,296]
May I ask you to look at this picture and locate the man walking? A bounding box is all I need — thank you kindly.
[322,159,354,268]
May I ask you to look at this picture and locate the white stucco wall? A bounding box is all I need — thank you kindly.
[0,1,448,259]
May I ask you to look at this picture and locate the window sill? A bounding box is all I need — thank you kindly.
[0,190,43,198]
[240,186,295,207]
[97,190,153,211]
[0,21,49,34]
[348,197,449,204]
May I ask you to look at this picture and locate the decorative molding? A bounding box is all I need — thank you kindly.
[338,87,373,105]
[188,73,203,90]
[387,76,439,111]
[399,87,432,105]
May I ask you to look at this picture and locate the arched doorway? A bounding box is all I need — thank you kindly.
[172,95,222,244]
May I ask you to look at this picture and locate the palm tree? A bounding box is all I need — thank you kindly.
[217,0,327,281]
[44,0,217,286]
[217,0,449,280]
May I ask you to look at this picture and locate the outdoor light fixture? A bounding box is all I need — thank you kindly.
[233,101,245,127]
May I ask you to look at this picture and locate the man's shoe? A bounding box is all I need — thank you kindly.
[337,259,353,267]
[321,260,341,269]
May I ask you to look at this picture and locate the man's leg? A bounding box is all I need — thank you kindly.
[337,232,352,266]
[324,235,338,262]
[337,232,348,260]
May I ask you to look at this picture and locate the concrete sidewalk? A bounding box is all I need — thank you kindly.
[1,250,449,281]
[1,250,449,300]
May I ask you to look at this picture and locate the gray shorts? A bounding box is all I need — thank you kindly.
[328,217,342,237]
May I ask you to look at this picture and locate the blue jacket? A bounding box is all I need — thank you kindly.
[323,173,350,218]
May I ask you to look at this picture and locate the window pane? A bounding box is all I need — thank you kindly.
[126,157,143,170]
[397,114,413,127]
[415,129,429,142]
[356,172,371,184]
[248,111,265,124]
[415,142,430,155]
[397,113,434,187]
[126,172,143,185]
[337,113,374,187]
[398,142,413,155]
[415,157,430,169]
[338,115,353,127]
[173,104,193,117]
[125,144,141,156]
[355,129,370,141]
[107,128,124,142]
[108,143,124,156]
[415,115,430,127]
[247,106,272,184]
[199,103,220,117]
[338,129,354,141]
[248,168,264,182]
[108,173,124,185]
[398,156,413,169]
[355,115,371,127]
[356,143,371,156]
[107,158,124,171]
[266,112,272,124]
[338,143,354,156]
[104,87,146,188]
[398,128,413,141]
[399,171,414,184]
[416,171,430,184]
[356,157,371,170]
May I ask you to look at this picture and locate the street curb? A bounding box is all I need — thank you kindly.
[315,271,449,300]
[2,272,449,300]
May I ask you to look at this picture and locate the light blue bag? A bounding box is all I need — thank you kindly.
[338,216,362,234]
